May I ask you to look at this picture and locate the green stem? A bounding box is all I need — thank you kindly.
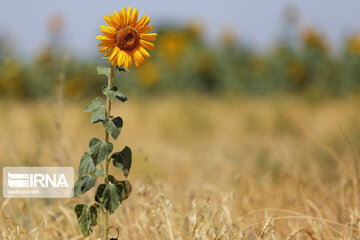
[104,64,115,239]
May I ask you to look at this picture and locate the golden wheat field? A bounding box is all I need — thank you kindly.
[1,94,360,239]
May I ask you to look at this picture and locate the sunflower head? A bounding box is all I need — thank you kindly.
[97,7,157,70]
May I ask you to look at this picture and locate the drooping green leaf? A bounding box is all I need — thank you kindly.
[97,66,111,77]
[95,181,132,214]
[103,183,123,214]
[103,117,123,140]
[111,146,132,177]
[84,97,103,112]
[74,204,98,237]
[73,181,81,197]
[89,138,113,165]
[102,86,116,101]
[78,152,97,178]
[118,180,132,201]
[74,204,86,219]
[84,97,106,123]
[95,184,107,204]
[102,86,128,102]
[89,205,98,226]
[73,176,96,197]
[74,204,91,237]
[94,176,116,203]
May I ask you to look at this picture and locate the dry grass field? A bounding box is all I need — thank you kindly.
[1,94,360,239]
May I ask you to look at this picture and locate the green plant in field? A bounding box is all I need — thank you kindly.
[73,7,157,239]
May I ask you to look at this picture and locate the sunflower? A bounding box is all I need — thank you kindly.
[97,7,157,70]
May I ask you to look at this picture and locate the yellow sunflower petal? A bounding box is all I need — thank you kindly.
[103,35,116,41]
[104,15,115,28]
[123,54,129,70]
[138,17,151,30]
[99,46,110,52]
[140,33,157,41]
[118,10,125,25]
[117,51,125,67]
[104,48,114,57]
[140,39,155,51]
[128,56,132,70]
[112,55,119,67]
[111,14,121,28]
[134,50,146,65]
[132,55,141,67]
[140,25,154,34]
[98,40,115,45]
[98,42,114,48]
[96,35,114,41]
[122,7,128,25]
[135,15,148,28]
[127,6,132,25]
[100,26,116,35]
[139,47,150,58]
[130,8,138,26]
[109,47,120,62]
[113,10,121,26]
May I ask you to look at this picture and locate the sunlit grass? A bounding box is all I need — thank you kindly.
[1,94,360,239]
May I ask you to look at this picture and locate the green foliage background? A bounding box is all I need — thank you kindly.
[1,24,360,99]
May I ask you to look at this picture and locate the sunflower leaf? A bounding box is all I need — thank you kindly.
[89,205,98,226]
[95,184,107,205]
[78,152,97,178]
[74,204,91,237]
[111,146,132,177]
[72,176,96,197]
[117,180,132,202]
[89,138,113,165]
[97,66,111,77]
[103,117,123,140]
[95,182,132,214]
[74,204,98,237]
[102,86,128,102]
[94,176,116,204]
[84,97,106,123]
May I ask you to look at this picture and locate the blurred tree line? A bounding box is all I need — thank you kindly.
[1,17,360,100]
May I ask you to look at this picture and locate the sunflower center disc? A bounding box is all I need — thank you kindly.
[116,26,139,51]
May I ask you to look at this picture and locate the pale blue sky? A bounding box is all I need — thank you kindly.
[1,0,360,57]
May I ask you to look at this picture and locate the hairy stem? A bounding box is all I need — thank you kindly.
[104,64,115,239]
